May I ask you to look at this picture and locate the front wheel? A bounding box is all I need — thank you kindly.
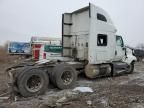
[126,62,134,74]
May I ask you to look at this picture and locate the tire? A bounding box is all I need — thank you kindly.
[51,64,77,89]
[17,68,49,97]
[126,62,134,74]
[49,71,56,87]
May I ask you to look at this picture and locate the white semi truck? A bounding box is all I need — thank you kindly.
[7,3,136,97]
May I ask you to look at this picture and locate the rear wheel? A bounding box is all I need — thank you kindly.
[51,64,77,89]
[17,68,49,97]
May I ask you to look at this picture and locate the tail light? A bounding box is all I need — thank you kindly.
[43,53,46,59]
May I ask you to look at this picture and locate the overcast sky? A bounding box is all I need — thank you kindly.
[0,0,144,47]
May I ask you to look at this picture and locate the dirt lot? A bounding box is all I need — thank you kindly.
[0,48,144,108]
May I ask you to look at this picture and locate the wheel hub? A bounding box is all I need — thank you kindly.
[26,75,42,92]
[61,71,73,85]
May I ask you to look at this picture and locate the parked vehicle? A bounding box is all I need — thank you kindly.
[31,37,61,60]
[7,3,136,97]
[133,49,144,61]
[39,44,62,60]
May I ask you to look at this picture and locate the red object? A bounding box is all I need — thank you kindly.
[43,53,46,59]
[32,44,42,60]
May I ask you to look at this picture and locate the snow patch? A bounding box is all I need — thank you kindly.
[73,87,93,93]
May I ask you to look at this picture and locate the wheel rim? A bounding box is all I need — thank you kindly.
[61,71,73,85]
[26,75,43,92]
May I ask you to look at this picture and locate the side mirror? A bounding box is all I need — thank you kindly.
[123,47,127,56]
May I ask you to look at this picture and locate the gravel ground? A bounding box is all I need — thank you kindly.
[0,54,144,108]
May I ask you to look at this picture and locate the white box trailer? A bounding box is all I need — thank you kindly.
[7,3,136,97]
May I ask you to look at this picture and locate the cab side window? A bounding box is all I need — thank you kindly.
[97,13,107,22]
[97,34,107,46]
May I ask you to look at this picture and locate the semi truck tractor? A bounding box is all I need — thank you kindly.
[7,3,136,97]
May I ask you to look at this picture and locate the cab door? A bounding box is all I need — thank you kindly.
[115,35,125,61]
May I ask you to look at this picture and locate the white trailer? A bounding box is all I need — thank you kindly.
[7,3,136,97]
